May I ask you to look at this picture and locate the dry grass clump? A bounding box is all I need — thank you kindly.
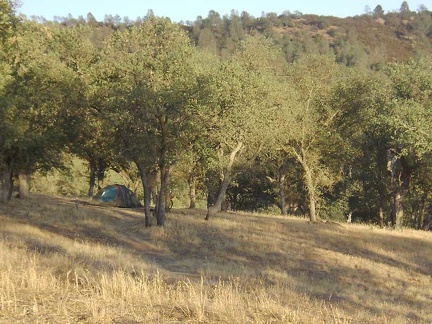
[0,195,431,323]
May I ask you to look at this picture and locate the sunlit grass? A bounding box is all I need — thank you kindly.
[0,195,431,323]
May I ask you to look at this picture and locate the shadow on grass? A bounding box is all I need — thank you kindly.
[1,195,431,322]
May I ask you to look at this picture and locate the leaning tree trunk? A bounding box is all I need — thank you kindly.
[205,142,243,220]
[292,147,317,222]
[135,161,154,227]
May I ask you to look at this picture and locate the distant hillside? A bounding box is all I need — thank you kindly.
[184,9,432,66]
[46,7,432,66]
[275,15,417,62]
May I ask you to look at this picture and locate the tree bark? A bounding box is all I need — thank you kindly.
[387,149,411,229]
[0,159,13,203]
[306,177,317,222]
[423,210,432,231]
[148,170,159,206]
[391,190,404,229]
[378,207,384,228]
[188,173,196,209]
[18,170,30,199]
[377,149,387,228]
[96,158,106,190]
[378,183,386,228]
[296,148,317,222]
[278,173,288,215]
[135,161,153,227]
[205,141,243,220]
[155,164,171,226]
[387,149,397,227]
[88,158,97,197]
[417,193,428,230]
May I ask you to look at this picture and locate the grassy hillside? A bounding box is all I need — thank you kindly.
[0,195,431,323]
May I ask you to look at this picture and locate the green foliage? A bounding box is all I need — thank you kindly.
[320,197,348,222]
[1,21,78,178]
[269,54,343,221]
[32,157,88,196]
[373,5,385,17]
[0,0,18,42]
[97,16,199,164]
[226,162,278,211]
[32,155,133,197]
[385,57,432,155]
[3,7,432,228]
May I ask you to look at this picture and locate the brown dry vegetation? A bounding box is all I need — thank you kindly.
[0,195,431,323]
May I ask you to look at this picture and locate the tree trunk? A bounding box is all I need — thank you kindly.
[392,191,404,229]
[388,150,397,227]
[88,159,97,197]
[417,193,428,230]
[302,156,317,222]
[278,173,288,215]
[148,170,159,206]
[206,141,243,220]
[135,161,153,227]
[307,185,317,222]
[423,210,432,231]
[188,174,196,209]
[388,150,410,229]
[377,150,387,228]
[0,160,13,203]
[378,183,386,228]
[18,170,30,199]
[292,147,317,222]
[97,158,106,190]
[165,186,173,211]
[378,207,384,228]
[155,164,171,226]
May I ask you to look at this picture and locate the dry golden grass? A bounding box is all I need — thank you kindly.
[0,195,431,323]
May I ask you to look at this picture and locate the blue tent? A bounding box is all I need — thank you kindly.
[94,184,142,208]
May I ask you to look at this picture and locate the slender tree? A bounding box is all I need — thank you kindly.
[0,0,19,201]
[274,55,342,222]
[49,24,116,197]
[202,36,287,219]
[1,21,77,199]
[384,58,432,228]
[331,70,393,226]
[96,16,200,226]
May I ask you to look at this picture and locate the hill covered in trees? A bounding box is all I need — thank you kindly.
[1,0,432,230]
[30,1,432,66]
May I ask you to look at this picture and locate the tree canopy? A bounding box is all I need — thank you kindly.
[1,4,432,229]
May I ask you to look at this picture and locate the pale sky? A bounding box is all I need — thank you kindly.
[18,0,431,22]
